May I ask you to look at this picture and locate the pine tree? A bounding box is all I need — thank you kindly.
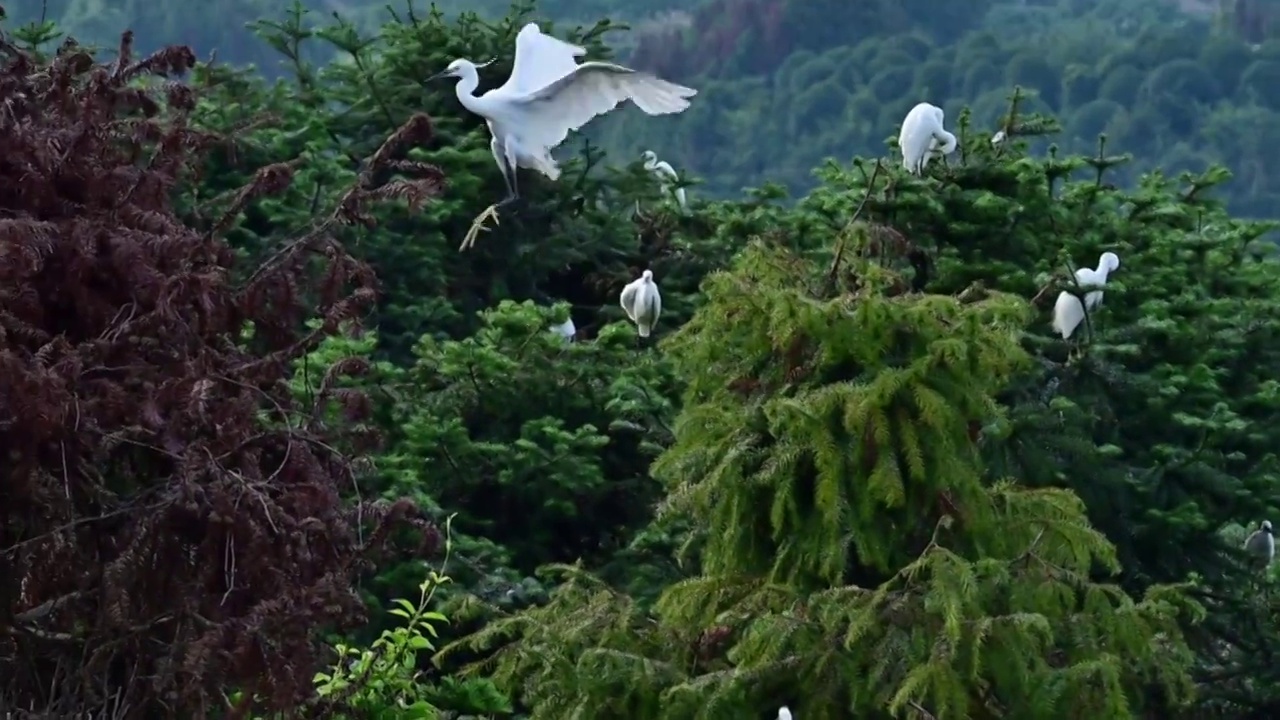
[445,232,1200,717]
[803,92,1280,714]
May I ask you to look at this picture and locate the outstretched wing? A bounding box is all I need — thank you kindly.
[499,23,587,97]
[513,62,696,151]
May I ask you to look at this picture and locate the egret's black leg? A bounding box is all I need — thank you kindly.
[497,168,517,206]
[496,146,520,206]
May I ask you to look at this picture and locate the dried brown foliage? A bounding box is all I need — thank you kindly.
[0,31,446,718]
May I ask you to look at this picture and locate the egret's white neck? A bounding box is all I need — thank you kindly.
[453,67,484,114]
[935,130,958,154]
[644,157,657,171]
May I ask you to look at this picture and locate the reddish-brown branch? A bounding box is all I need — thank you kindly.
[0,31,444,717]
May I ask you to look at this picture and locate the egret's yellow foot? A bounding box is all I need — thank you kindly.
[460,203,501,251]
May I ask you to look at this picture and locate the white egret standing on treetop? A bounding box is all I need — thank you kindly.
[1245,520,1275,568]
[641,150,688,213]
[899,102,957,175]
[1051,251,1121,340]
[428,23,697,250]
[619,270,662,338]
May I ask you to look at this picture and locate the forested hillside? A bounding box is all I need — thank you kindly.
[6,0,679,71]
[13,0,1280,216]
[6,0,1280,719]
[602,0,1280,217]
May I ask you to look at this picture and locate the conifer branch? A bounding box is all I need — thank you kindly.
[826,159,883,291]
[908,700,937,718]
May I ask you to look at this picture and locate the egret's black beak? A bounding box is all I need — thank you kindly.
[426,70,450,83]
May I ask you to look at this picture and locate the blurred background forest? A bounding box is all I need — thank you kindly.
[9,0,1280,717]
[17,0,1280,215]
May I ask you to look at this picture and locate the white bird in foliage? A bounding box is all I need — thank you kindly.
[1051,252,1121,340]
[1245,520,1274,567]
[777,706,793,720]
[899,102,957,175]
[641,150,688,213]
[550,316,576,342]
[429,22,697,250]
[619,270,662,338]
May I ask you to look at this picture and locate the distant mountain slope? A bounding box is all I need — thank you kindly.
[8,0,1280,216]
[590,0,1280,218]
[4,0,686,69]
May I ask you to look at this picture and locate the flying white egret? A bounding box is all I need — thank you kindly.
[428,23,698,249]
[550,316,576,342]
[899,102,957,175]
[619,269,662,338]
[1051,251,1121,340]
[1245,520,1274,568]
[641,150,688,213]
[777,706,793,720]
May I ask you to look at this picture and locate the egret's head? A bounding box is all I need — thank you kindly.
[1099,251,1120,272]
[428,59,465,81]
[427,58,495,82]
[1265,520,1273,532]
[641,269,654,281]
[641,150,656,162]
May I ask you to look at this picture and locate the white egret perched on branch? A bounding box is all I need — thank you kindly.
[641,150,688,213]
[1245,520,1274,568]
[428,23,698,250]
[1051,251,1121,340]
[899,102,957,175]
[619,269,662,338]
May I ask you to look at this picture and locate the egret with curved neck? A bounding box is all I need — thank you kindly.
[426,23,697,250]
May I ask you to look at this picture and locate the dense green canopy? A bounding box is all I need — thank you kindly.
[6,1,1280,718]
